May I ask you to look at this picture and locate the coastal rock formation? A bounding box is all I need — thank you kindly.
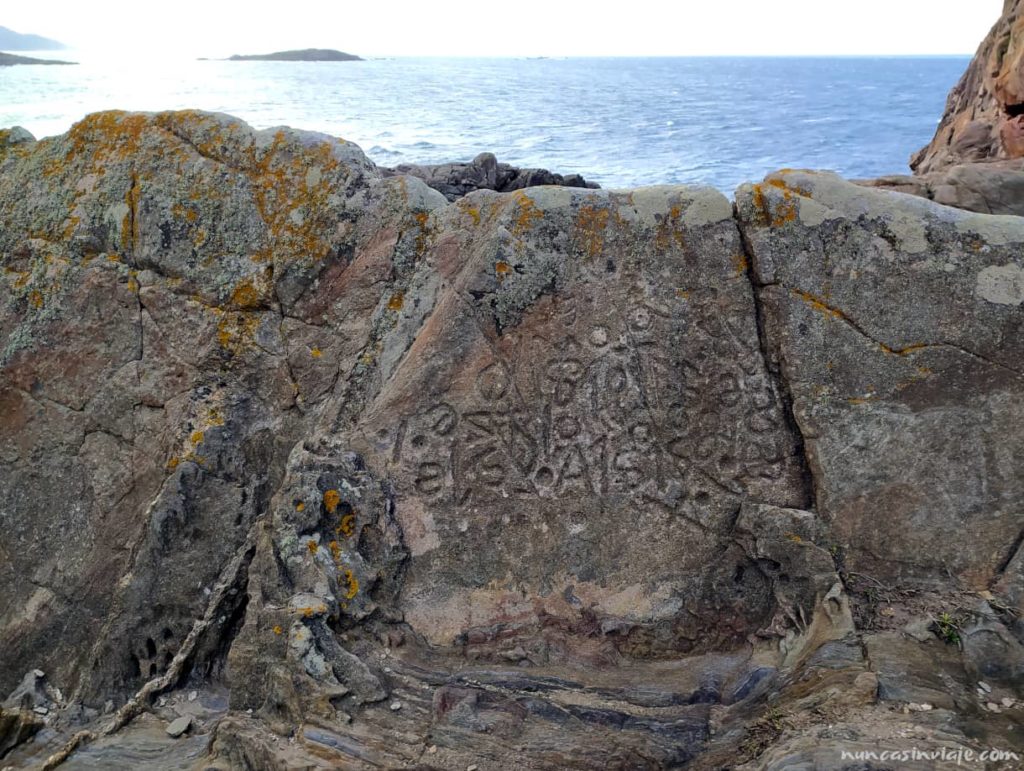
[0,53,74,66]
[388,152,599,201]
[226,49,363,62]
[912,0,1024,173]
[856,0,1024,217]
[1,112,1023,768]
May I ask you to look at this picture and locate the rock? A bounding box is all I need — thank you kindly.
[0,708,43,759]
[987,701,1002,713]
[2,670,48,711]
[0,52,75,66]
[387,152,599,201]
[166,715,192,737]
[979,681,992,692]
[913,0,1024,173]
[736,170,1024,584]
[226,49,362,62]
[0,109,444,705]
[858,160,1024,217]
[2,109,1024,768]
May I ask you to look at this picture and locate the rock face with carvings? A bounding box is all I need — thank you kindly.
[1,112,1023,769]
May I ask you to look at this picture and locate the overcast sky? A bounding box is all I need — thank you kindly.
[2,0,1003,58]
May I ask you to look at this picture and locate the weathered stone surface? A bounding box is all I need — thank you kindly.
[859,160,1024,217]
[737,170,1024,586]
[387,151,599,201]
[4,113,1024,769]
[351,184,809,662]
[913,0,1024,173]
[0,109,446,706]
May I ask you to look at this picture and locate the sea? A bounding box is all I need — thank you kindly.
[0,54,969,193]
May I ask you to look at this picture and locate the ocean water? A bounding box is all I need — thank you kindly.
[0,54,968,192]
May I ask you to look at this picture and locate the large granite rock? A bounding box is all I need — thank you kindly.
[2,115,1023,768]
[913,0,1024,174]
[737,170,1024,587]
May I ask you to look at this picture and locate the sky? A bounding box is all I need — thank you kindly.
[1,0,1004,59]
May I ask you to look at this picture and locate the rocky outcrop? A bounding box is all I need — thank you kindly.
[912,0,1024,174]
[857,1,1024,217]
[0,53,74,66]
[387,151,599,201]
[1,112,1023,768]
[226,49,362,62]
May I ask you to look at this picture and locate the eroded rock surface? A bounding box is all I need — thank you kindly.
[2,115,1023,769]
[913,0,1024,174]
[387,152,599,201]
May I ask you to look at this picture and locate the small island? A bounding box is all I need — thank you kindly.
[226,48,362,62]
[0,52,75,66]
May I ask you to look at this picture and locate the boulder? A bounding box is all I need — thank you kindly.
[388,152,599,201]
[736,170,1024,585]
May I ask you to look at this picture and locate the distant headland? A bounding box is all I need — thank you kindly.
[223,48,362,62]
[0,25,65,51]
[0,52,75,66]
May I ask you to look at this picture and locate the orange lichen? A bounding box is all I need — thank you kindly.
[229,277,264,310]
[310,347,323,358]
[731,253,749,276]
[412,211,436,256]
[301,606,315,618]
[337,512,356,538]
[166,457,180,471]
[272,625,283,635]
[295,501,305,512]
[752,179,802,227]
[495,261,512,281]
[307,539,319,555]
[340,568,359,600]
[216,313,260,355]
[190,430,204,445]
[328,540,342,562]
[512,191,543,235]
[387,291,405,311]
[793,290,844,320]
[655,204,687,252]
[785,533,804,544]
[460,201,481,225]
[574,204,610,258]
[323,489,341,514]
[28,291,44,309]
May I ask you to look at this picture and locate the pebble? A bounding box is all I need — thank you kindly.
[166,716,192,737]
[987,702,1002,713]
[1002,697,1014,708]
[978,681,992,693]
[907,703,933,712]
[32,669,45,678]
[188,690,198,702]
[427,745,437,754]
[390,701,402,711]
[32,706,48,715]
[467,766,478,771]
